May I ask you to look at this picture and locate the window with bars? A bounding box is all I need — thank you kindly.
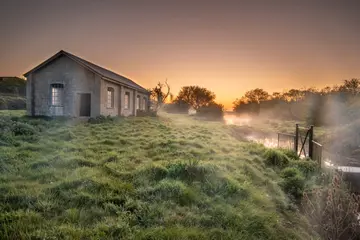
[51,84,64,106]
[124,92,130,109]
[136,95,140,110]
[107,87,114,108]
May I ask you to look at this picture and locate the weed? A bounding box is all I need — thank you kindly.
[302,173,360,239]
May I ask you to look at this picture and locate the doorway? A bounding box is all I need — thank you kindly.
[79,93,91,117]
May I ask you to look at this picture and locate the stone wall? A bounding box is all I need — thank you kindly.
[26,54,149,117]
[100,79,120,116]
[28,55,100,117]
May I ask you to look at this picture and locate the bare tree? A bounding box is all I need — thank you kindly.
[150,80,171,111]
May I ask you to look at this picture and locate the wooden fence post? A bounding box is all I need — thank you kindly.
[308,125,314,159]
[294,123,299,153]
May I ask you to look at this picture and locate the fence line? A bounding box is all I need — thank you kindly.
[311,140,323,167]
[277,132,296,151]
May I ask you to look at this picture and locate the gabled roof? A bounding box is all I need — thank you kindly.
[24,50,149,93]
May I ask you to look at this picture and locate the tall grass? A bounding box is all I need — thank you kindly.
[0,111,316,239]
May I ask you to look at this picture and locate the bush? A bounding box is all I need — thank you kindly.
[291,159,318,176]
[279,148,299,160]
[280,167,305,201]
[196,102,224,120]
[11,122,36,136]
[0,119,36,136]
[163,100,190,114]
[263,149,290,168]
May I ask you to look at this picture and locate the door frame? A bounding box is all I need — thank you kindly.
[77,92,91,117]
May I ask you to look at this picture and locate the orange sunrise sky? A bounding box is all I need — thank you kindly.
[1,0,360,109]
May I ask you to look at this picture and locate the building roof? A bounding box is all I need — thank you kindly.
[24,50,149,93]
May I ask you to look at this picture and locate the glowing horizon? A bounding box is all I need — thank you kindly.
[1,1,360,110]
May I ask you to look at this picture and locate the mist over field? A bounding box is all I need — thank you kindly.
[2,0,360,238]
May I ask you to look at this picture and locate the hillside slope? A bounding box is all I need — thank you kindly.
[0,112,315,239]
[0,77,26,110]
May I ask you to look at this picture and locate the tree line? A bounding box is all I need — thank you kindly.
[150,78,360,124]
[149,83,224,119]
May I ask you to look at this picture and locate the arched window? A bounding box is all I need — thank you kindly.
[107,87,114,108]
[51,83,64,106]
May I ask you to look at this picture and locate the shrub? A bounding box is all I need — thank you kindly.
[0,119,36,136]
[279,148,299,160]
[302,173,360,239]
[196,102,224,120]
[12,122,35,136]
[263,149,289,168]
[162,100,189,114]
[291,159,318,176]
[280,167,305,201]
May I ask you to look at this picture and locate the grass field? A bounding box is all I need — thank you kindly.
[0,111,318,239]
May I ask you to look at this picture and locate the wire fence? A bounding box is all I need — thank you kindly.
[278,125,322,166]
[312,140,323,167]
[277,125,359,170]
[277,133,296,151]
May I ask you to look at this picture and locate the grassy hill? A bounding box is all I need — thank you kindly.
[0,77,26,96]
[0,77,27,110]
[0,111,318,239]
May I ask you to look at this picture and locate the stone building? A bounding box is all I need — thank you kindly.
[24,50,150,117]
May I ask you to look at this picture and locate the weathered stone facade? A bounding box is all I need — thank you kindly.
[25,51,149,118]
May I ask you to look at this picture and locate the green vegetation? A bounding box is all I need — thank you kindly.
[0,111,320,239]
[0,77,26,96]
[0,95,26,110]
[0,77,26,110]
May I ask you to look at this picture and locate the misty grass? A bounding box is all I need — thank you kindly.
[0,111,315,239]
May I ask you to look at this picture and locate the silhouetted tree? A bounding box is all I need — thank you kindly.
[243,88,270,103]
[233,88,269,115]
[272,92,283,100]
[283,89,305,102]
[175,86,216,110]
[340,78,360,95]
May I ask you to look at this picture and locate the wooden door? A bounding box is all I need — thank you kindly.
[79,93,91,117]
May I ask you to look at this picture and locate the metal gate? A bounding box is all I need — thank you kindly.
[277,124,323,166]
[295,124,313,158]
